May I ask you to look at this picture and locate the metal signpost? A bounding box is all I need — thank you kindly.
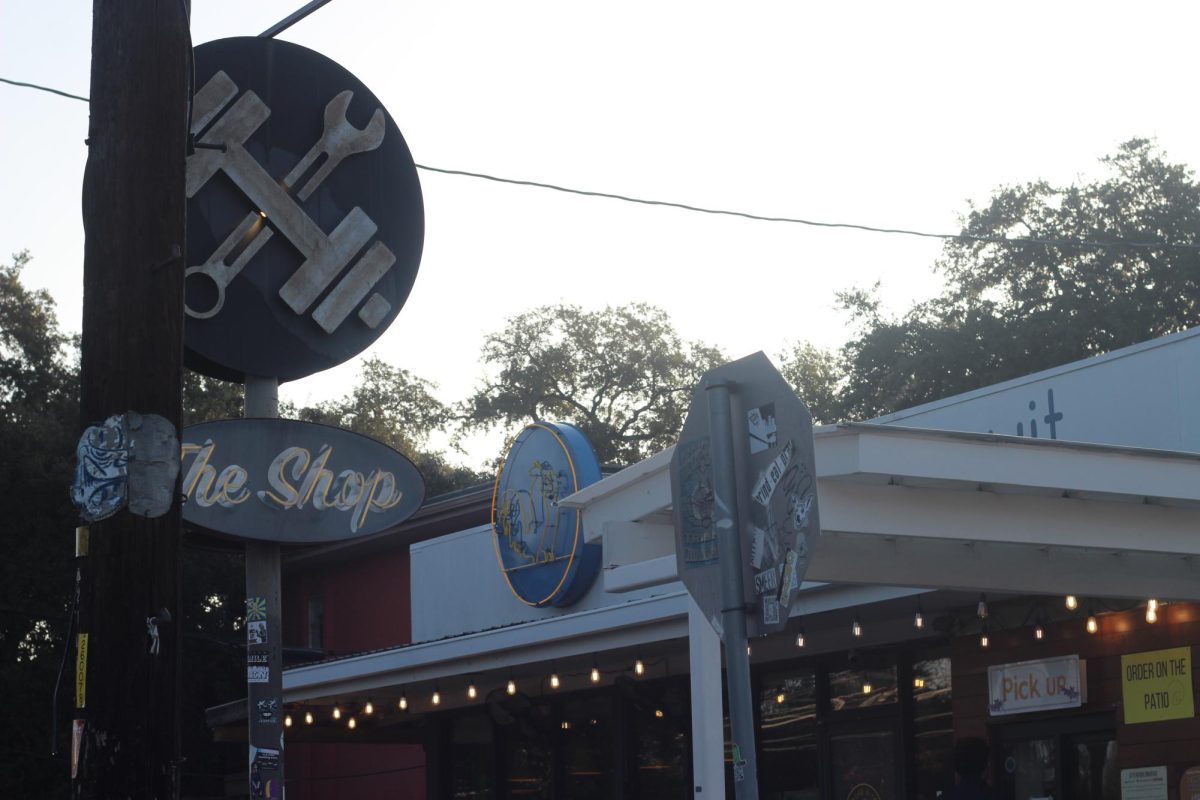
[183,36,424,798]
[670,352,821,800]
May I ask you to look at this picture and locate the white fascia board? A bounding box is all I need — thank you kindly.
[810,531,1200,601]
[283,591,690,701]
[828,424,1200,503]
[819,480,1200,556]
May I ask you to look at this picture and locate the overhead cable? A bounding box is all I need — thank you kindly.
[5,75,1200,253]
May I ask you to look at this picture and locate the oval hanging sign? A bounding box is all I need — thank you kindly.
[182,418,424,543]
[492,422,603,607]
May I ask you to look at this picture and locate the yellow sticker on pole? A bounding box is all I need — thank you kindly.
[75,633,88,709]
[1121,646,1194,724]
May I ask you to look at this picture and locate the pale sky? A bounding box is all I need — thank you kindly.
[4,1,1200,467]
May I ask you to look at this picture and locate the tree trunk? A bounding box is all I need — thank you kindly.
[77,2,188,797]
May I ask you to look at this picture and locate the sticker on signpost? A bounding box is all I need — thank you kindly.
[747,404,778,454]
[247,619,268,645]
[246,597,267,622]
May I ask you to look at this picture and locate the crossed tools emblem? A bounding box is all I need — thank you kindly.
[186,71,396,334]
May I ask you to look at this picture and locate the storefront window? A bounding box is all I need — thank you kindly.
[830,730,898,800]
[636,682,690,798]
[561,696,614,800]
[758,666,819,800]
[503,704,554,799]
[829,661,898,711]
[912,655,953,799]
[451,713,494,800]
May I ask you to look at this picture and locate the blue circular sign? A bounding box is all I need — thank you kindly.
[491,422,602,607]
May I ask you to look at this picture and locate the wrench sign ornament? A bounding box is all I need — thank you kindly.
[186,38,423,382]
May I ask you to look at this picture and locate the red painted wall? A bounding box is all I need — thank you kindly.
[286,742,425,800]
[282,546,419,799]
[283,545,412,656]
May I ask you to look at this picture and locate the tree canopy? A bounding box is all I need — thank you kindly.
[458,303,725,465]
[834,138,1200,419]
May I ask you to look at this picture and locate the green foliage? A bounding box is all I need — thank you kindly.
[775,341,845,425]
[291,357,486,494]
[458,303,725,465]
[837,139,1200,419]
[0,252,77,797]
[182,370,243,426]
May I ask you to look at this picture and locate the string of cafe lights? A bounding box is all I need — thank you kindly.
[281,592,1169,731]
[6,75,1200,255]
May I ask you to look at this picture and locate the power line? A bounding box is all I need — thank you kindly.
[0,77,87,102]
[5,73,1200,253]
[416,165,1200,252]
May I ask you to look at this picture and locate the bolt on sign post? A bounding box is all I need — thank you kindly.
[182,36,424,797]
[671,352,821,800]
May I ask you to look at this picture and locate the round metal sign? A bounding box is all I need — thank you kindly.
[491,422,602,607]
[185,37,423,382]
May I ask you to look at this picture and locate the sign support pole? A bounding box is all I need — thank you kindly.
[244,376,284,798]
[706,378,760,799]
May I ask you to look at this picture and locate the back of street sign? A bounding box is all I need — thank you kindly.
[670,351,821,639]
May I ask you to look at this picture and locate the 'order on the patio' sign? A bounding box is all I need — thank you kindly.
[181,418,424,544]
[987,655,1085,716]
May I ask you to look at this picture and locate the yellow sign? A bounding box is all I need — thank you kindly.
[1121,646,1194,724]
[75,633,88,709]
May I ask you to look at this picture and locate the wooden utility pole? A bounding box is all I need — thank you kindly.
[77,2,189,797]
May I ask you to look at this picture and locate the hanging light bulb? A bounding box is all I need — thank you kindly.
[561,720,571,730]
[284,714,293,728]
[977,593,988,619]
[1035,624,1045,641]
[347,716,356,730]
[590,664,601,683]
[654,708,665,718]
[468,681,478,700]
[398,692,408,712]
[914,599,925,630]
[304,710,314,725]
[332,705,342,720]
[746,644,752,656]
[852,614,863,638]
[1065,594,1078,611]
[862,681,872,694]
[775,691,786,705]
[980,631,990,648]
[1086,611,1098,634]
[634,658,645,676]
[364,699,374,715]
[432,687,441,706]
[796,627,806,648]
[1146,599,1159,624]
[506,677,517,696]
[550,672,561,689]
[913,677,926,689]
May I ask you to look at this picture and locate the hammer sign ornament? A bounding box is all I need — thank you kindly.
[185,38,423,383]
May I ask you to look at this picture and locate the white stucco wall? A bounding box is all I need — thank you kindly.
[410,523,676,642]
[873,326,1200,452]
